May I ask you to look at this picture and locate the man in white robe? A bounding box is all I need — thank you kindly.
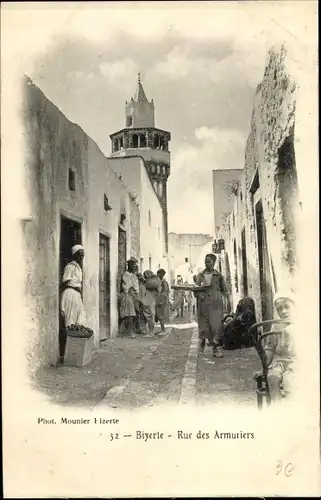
[60,245,86,327]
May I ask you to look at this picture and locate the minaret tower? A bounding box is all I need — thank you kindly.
[110,74,171,251]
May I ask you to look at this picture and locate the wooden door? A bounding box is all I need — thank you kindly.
[117,227,127,293]
[99,234,110,340]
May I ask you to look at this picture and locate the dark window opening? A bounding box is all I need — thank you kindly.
[126,116,133,127]
[153,134,160,149]
[68,169,76,191]
[278,130,296,173]
[185,257,189,263]
[132,134,138,148]
[140,133,146,148]
[104,195,111,212]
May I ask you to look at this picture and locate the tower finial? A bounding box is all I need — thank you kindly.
[134,72,148,102]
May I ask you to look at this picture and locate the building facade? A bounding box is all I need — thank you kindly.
[213,46,302,321]
[23,77,140,370]
[108,155,168,275]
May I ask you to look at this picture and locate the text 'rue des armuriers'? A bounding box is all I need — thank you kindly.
[37,419,254,440]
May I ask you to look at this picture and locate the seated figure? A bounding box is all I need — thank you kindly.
[265,292,296,401]
[221,297,257,350]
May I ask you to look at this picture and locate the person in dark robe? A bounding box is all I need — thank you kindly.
[220,297,257,350]
[195,253,231,357]
[155,269,170,333]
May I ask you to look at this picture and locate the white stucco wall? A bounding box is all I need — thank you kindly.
[108,156,168,274]
[140,162,167,273]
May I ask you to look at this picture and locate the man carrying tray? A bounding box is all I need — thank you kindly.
[194,253,231,357]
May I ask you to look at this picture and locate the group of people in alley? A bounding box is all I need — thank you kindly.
[119,257,170,337]
[60,245,296,403]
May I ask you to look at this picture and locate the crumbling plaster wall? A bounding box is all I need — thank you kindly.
[254,45,298,291]
[216,45,300,319]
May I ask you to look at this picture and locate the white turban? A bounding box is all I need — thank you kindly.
[71,244,84,255]
[274,291,296,305]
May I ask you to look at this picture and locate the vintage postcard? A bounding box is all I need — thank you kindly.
[2,1,319,497]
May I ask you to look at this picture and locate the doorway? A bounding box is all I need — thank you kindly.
[225,253,232,292]
[255,200,273,322]
[118,226,127,328]
[233,239,238,293]
[241,228,248,296]
[59,215,82,358]
[118,226,127,293]
[99,234,111,340]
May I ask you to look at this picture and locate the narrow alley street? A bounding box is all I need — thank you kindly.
[35,315,261,409]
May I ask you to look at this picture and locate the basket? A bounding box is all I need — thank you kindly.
[66,325,94,339]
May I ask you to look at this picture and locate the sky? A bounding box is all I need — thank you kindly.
[18,1,296,234]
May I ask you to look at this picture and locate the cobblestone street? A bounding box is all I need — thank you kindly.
[100,323,193,408]
[196,344,260,407]
[35,315,261,410]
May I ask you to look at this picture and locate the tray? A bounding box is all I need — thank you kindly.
[171,285,210,292]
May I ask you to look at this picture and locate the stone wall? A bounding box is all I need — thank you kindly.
[216,45,300,319]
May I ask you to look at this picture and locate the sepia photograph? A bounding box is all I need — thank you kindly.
[2,1,319,497]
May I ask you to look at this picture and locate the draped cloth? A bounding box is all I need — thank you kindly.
[195,269,228,342]
[119,271,139,318]
[156,278,170,323]
[60,261,86,327]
